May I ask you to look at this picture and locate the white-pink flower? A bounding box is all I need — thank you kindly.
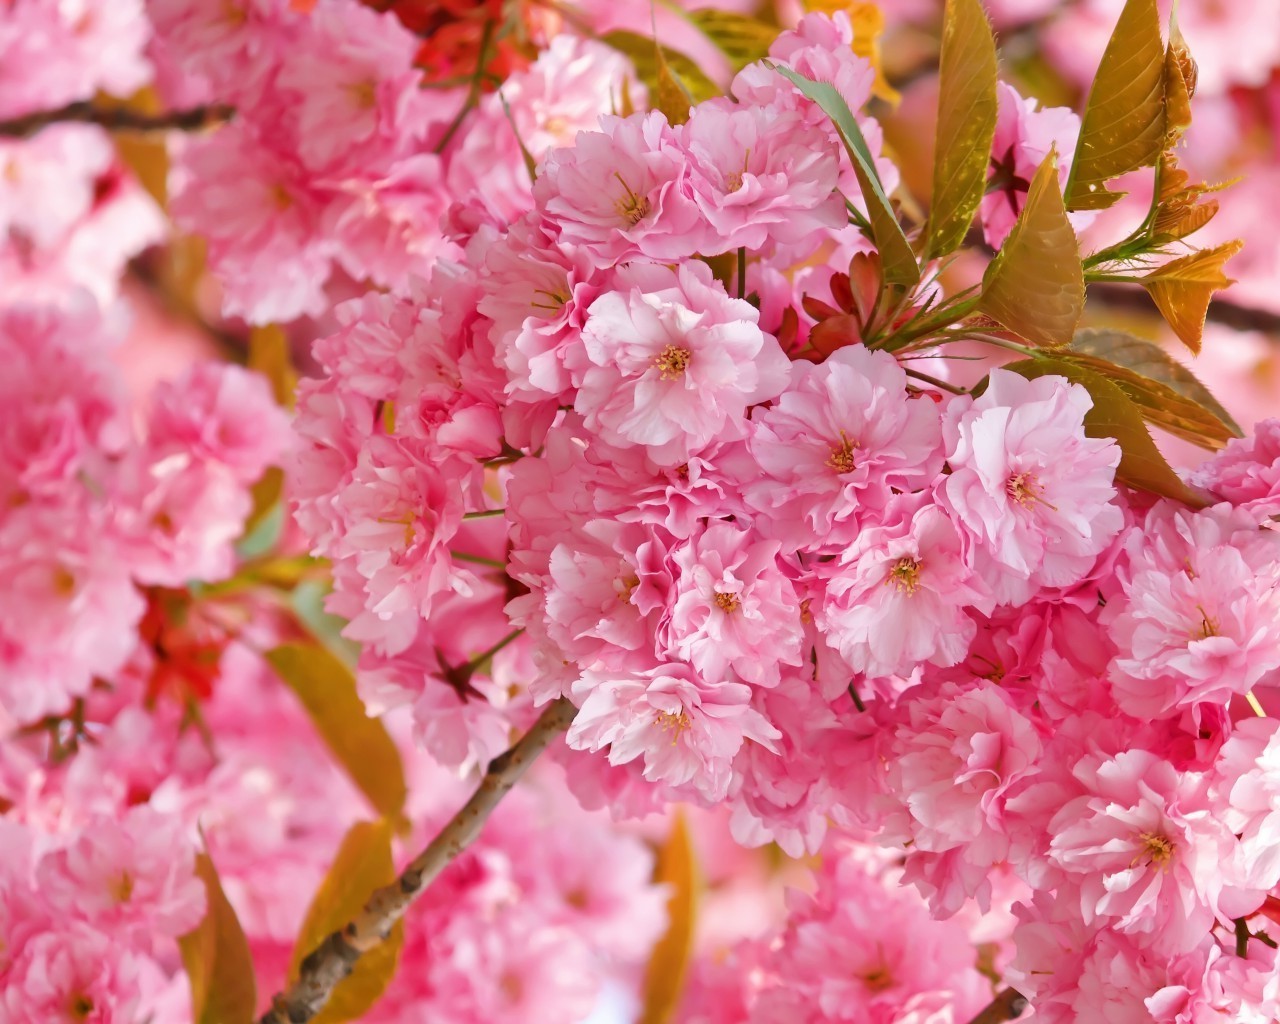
[576,261,789,466]
[567,664,780,802]
[667,522,804,687]
[940,368,1122,606]
[743,345,944,553]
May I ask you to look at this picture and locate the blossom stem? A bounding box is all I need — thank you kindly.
[1236,917,1252,957]
[847,681,866,713]
[964,988,1028,1024]
[451,551,507,570]
[903,367,966,395]
[737,246,747,299]
[433,17,497,155]
[463,508,506,519]
[258,697,578,1024]
[0,101,233,139]
[466,628,524,671]
[1246,691,1266,717]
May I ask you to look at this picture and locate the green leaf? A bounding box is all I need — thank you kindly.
[602,31,719,106]
[770,64,919,288]
[638,812,699,1024]
[180,852,258,1024]
[686,9,777,70]
[1065,328,1242,448]
[289,820,403,1024]
[979,152,1084,347]
[265,643,408,828]
[1140,241,1242,354]
[247,324,297,410]
[1003,357,1206,504]
[1065,0,1166,210]
[924,0,999,259]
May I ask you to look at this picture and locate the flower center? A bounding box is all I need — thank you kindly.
[69,994,95,1022]
[652,345,691,380]
[112,871,135,904]
[615,573,640,603]
[613,172,652,227]
[714,591,740,613]
[886,557,921,595]
[1190,604,1219,641]
[859,965,894,992]
[529,287,570,314]
[1006,471,1057,510]
[826,431,858,474]
[1135,831,1176,870]
[655,709,691,743]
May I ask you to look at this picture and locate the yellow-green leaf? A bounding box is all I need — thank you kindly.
[602,31,719,107]
[686,9,777,71]
[1003,357,1206,504]
[1066,328,1241,448]
[289,821,403,1024]
[265,643,407,828]
[979,152,1084,347]
[1162,16,1196,144]
[639,812,699,1024]
[655,43,695,126]
[1140,241,1242,354]
[248,324,297,410]
[1065,0,1165,210]
[924,0,999,259]
[179,852,258,1024]
[771,64,919,288]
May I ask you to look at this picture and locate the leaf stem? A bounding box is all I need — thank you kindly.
[434,17,497,155]
[964,988,1028,1024]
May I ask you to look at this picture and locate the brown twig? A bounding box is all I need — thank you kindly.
[0,102,233,139]
[965,988,1028,1024]
[258,696,578,1024]
[1089,283,1280,337]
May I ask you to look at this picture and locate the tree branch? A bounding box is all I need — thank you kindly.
[1089,284,1280,337]
[965,988,1028,1024]
[258,696,578,1024]
[0,102,233,139]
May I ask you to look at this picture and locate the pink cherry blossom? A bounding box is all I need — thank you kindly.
[940,368,1123,606]
[576,261,790,466]
[567,663,780,802]
[1189,418,1280,520]
[743,345,944,553]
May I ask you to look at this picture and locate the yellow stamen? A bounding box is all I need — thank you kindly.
[714,591,740,613]
[1133,831,1176,870]
[886,557,921,595]
[826,431,858,474]
[652,345,691,380]
[655,709,691,744]
[613,172,651,227]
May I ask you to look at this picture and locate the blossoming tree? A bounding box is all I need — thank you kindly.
[3,1,1280,1023]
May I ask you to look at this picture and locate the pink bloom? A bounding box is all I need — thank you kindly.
[534,111,708,267]
[577,261,789,466]
[667,522,804,687]
[743,345,944,553]
[146,363,292,485]
[1105,504,1280,718]
[980,83,1083,249]
[1211,718,1280,895]
[817,495,988,679]
[940,368,1122,606]
[1189,418,1280,520]
[35,807,205,939]
[1045,749,1237,954]
[681,100,844,253]
[0,924,142,1024]
[567,664,780,802]
[886,682,1042,868]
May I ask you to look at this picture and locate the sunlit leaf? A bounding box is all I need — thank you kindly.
[686,9,777,70]
[771,65,919,288]
[639,812,699,1024]
[924,0,999,259]
[655,44,695,125]
[1140,241,1243,354]
[179,852,257,1024]
[979,152,1084,347]
[1003,357,1206,504]
[1162,15,1196,144]
[265,644,408,828]
[289,820,403,1024]
[1065,328,1241,448]
[1064,0,1165,210]
[602,31,719,107]
[248,324,297,410]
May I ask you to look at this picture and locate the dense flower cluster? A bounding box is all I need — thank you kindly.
[5,0,1280,1021]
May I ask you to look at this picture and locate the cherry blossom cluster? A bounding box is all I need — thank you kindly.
[147,0,641,323]
[292,7,1280,1016]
